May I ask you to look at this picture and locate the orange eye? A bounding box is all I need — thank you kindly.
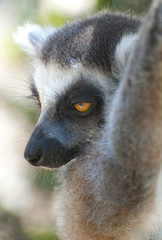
[74,102,92,112]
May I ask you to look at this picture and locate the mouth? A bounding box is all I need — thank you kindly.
[24,143,81,168]
[29,159,40,166]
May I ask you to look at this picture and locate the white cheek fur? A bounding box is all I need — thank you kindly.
[33,63,79,109]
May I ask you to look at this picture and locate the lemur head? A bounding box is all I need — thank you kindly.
[14,13,140,168]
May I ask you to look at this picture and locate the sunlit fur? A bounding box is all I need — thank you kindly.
[14,1,162,239]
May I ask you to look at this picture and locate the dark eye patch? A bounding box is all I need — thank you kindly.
[55,79,104,118]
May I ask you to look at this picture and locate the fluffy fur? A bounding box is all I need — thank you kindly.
[14,0,162,239]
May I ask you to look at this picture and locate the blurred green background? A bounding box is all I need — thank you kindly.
[0,0,151,239]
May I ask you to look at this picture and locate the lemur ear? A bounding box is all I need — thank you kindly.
[13,23,55,56]
[115,34,138,68]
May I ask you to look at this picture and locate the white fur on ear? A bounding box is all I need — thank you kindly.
[115,34,138,67]
[13,23,56,56]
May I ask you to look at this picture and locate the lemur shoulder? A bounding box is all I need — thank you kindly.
[14,0,162,239]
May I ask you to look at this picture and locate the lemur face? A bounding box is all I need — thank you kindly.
[24,63,105,168]
[14,13,140,168]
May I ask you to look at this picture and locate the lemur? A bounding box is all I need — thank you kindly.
[14,0,162,239]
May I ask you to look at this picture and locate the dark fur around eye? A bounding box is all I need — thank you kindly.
[54,80,104,118]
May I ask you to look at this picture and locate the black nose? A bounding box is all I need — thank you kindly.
[24,150,41,166]
[24,141,42,166]
[24,125,44,166]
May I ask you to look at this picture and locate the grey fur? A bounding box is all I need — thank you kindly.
[21,11,140,169]
[15,0,162,239]
[41,12,140,71]
[54,1,162,239]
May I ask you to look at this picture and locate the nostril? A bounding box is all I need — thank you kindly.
[24,149,42,166]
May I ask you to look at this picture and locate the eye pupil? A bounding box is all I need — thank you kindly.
[78,103,84,107]
[74,102,92,112]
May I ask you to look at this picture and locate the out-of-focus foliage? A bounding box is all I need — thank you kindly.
[95,0,113,10]
[16,0,39,23]
[31,169,58,191]
[96,0,151,13]
[0,208,29,240]
[0,207,58,240]
[3,94,39,123]
[28,230,59,240]
[36,11,67,27]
